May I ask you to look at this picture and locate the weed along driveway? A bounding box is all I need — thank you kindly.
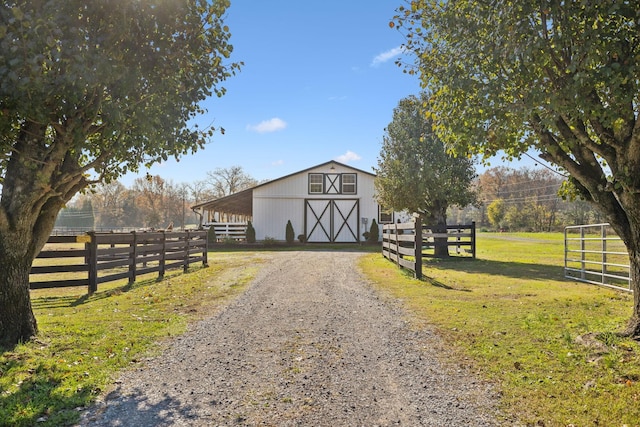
[78,250,499,426]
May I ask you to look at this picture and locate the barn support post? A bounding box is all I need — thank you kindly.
[413,214,422,279]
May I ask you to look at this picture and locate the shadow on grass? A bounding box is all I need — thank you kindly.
[0,371,196,427]
[0,373,94,426]
[31,273,180,310]
[423,275,473,291]
[423,257,566,282]
[31,288,133,310]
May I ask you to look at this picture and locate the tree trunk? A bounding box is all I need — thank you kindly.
[0,253,37,349]
[428,205,449,258]
[622,249,640,337]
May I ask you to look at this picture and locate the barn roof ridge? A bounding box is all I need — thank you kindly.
[191,160,376,213]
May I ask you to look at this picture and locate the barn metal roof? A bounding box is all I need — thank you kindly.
[190,160,376,217]
[191,187,253,216]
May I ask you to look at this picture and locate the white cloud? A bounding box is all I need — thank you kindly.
[247,117,287,133]
[271,159,284,166]
[335,150,362,164]
[371,46,406,67]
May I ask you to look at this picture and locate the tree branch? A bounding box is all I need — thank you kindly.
[557,114,615,162]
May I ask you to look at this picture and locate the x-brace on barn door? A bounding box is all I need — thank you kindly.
[304,199,359,243]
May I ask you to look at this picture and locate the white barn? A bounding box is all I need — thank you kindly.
[192,160,402,243]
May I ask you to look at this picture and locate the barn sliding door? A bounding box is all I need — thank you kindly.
[305,199,359,243]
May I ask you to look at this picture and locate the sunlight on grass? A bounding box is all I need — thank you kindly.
[361,232,640,426]
[1,252,263,427]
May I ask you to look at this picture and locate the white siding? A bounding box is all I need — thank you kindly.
[252,162,381,242]
[357,171,381,235]
[253,197,303,241]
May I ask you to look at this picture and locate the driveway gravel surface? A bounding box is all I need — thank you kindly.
[77,250,500,426]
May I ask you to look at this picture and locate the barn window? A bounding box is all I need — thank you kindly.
[342,174,356,194]
[309,173,323,194]
[379,206,393,223]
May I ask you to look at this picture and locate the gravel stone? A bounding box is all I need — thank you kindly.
[77,250,500,426]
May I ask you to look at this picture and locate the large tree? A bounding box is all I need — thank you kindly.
[375,93,477,257]
[91,181,130,229]
[392,1,640,334]
[206,165,258,198]
[0,0,241,347]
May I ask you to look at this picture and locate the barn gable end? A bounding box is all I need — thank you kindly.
[193,160,396,243]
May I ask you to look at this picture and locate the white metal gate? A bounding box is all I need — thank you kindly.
[305,199,359,243]
[564,223,631,292]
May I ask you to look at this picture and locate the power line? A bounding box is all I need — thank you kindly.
[522,152,569,178]
[482,194,566,204]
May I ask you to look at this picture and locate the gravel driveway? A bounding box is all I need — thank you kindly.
[77,250,500,426]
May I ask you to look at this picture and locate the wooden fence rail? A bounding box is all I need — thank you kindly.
[30,230,208,294]
[382,215,424,279]
[382,217,476,278]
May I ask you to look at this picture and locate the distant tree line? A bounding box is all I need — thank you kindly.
[448,166,602,232]
[54,166,259,230]
[56,163,601,233]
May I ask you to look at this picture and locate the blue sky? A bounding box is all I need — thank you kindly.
[120,0,536,187]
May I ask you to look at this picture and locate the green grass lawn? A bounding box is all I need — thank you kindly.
[360,232,640,426]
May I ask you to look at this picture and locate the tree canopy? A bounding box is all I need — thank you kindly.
[375,93,477,224]
[1,0,240,186]
[392,1,640,334]
[0,0,241,347]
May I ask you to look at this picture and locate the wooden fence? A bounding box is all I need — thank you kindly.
[30,230,208,294]
[382,217,476,278]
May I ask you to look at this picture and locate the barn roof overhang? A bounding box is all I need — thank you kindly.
[191,187,253,217]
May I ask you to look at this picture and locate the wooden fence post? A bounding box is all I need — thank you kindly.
[471,221,476,259]
[159,231,166,280]
[129,231,137,284]
[183,230,190,273]
[203,231,209,267]
[394,221,400,265]
[87,231,98,294]
[414,214,422,279]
